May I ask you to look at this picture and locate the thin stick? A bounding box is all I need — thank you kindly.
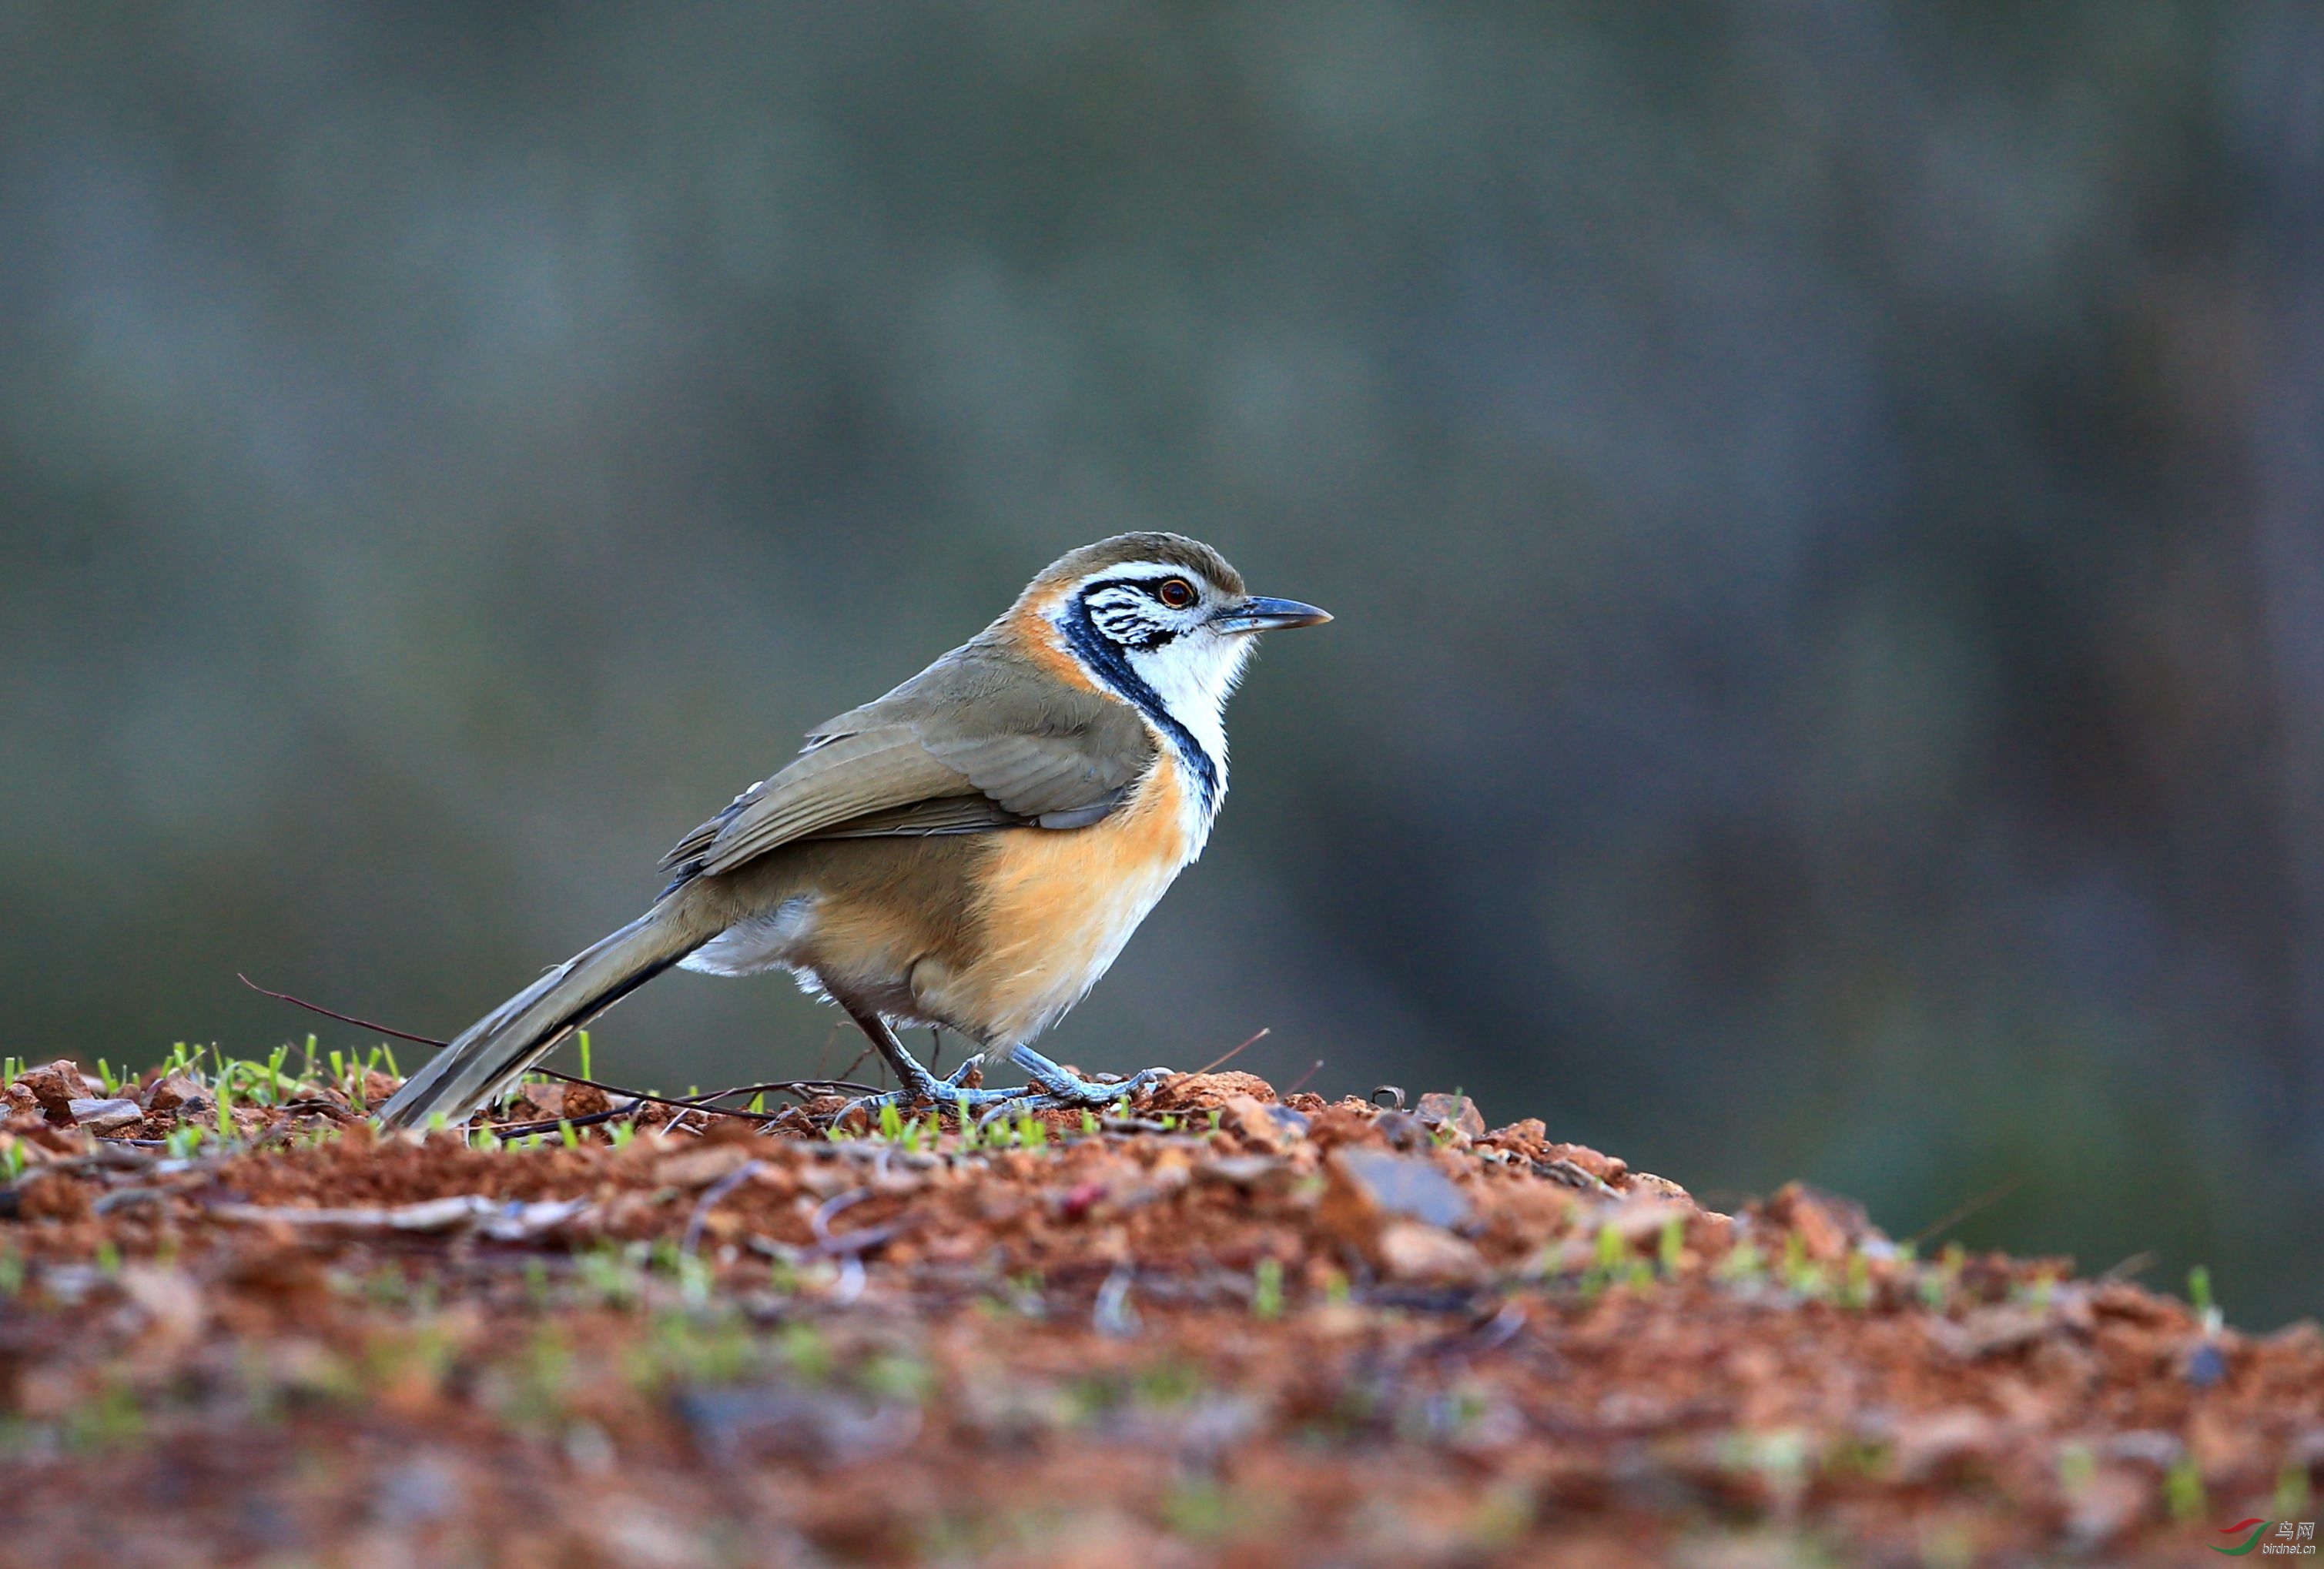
[237,975,448,1049]
[239,974,876,1123]
[1285,1059,1324,1096]
[1194,1027,1269,1077]
[1904,1178,2022,1252]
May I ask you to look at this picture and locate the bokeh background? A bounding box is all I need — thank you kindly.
[6,2,2324,1323]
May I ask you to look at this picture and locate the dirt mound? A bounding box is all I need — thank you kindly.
[0,1058,2315,1566]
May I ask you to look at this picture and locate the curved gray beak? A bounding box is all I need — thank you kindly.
[1213,595,1332,633]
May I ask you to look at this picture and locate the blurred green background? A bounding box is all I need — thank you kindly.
[5,2,2323,1323]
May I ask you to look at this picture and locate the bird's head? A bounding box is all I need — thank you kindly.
[1024,534,1331,750]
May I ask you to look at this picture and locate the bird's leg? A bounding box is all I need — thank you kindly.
[994,1044,1173,1112]
[830,1005,1016,1125]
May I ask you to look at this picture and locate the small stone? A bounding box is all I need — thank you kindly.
[66,1098,142,1132]
[1375,1222,1486,1285]
[1760,1182,1870,1263]
[1218,1095,1285,1152]
[1319,1148,1472,1263]
[15,1062,84,1126]
[1888,1408,1998,1481]
[1372,1111,1432,1150]
[1218,1095,1305,1152]
[1414,1093,1485,1139]
[1925,1304,2051,1360]
[119,1266,209,1354]
[1145,1072,1274,1112]
[561,1082,614,1120]
[1484,1118,1548,1151]
[1195,1156,1296,1196]
[143,1075,209,1114]
[654,1145,762,1189]
[1597,1196,1689,1248]
[2062,1467,2147,1552]
[1542,1142,1627,1184]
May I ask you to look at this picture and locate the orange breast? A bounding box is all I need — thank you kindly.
[933,750,1194,1044]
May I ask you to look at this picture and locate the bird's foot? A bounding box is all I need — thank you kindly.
[832,1056,1016,1129]
[830,1046,1174,1132]
[969,1050,1173,1127]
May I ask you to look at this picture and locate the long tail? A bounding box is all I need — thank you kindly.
[375,899,717,1131]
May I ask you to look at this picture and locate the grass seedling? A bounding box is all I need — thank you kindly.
[859,1353,933,1406]
[578,1029,592,1082]
[779,1321,832,1381]
[215,1080,236,1144]
[2188,1265,2223,1334]
[558,1119,580,1150]
[1716,1239,1766,1288]
[879,1102,906,1142]
[1842,1250,1874,1310]
[2277,1462,2313,1522]
[2165,1454,2207,1523]
[1657,1215,1686,1280]
[1780,1232,1827,1299]
[1253,1257,1284,1320]
[577,1242,645,1308]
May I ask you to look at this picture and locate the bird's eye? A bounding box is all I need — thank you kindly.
[1157,578,1196,609]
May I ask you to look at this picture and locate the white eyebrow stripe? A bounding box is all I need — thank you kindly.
[1079,561,1212,590]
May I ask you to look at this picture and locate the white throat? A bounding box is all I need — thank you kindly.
[1043,560,1260,848]
[1121,632,1251,795]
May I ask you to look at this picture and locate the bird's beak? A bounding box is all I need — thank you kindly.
[1212,595,1332,633]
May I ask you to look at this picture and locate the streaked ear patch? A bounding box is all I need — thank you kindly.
[1084,584,1179,651]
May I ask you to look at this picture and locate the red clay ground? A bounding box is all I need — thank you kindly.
[0,1056,2316,1567]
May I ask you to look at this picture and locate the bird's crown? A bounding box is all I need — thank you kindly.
[1018,532,1247,603]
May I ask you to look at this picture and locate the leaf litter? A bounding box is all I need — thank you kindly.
[0,1054,2315,1567]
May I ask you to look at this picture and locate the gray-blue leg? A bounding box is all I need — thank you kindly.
[1010,1045,1171,1107]
[831,1009,1170,1128]
[963,1045,1171,1126]
[834,1009,1027,1126]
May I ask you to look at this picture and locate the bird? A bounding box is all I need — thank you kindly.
[376,533,1330,1131]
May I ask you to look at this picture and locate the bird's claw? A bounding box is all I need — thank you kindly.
[832,1055,1016,1128]
[829,1048,1174,1132]
[970,1062,1174,1128]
